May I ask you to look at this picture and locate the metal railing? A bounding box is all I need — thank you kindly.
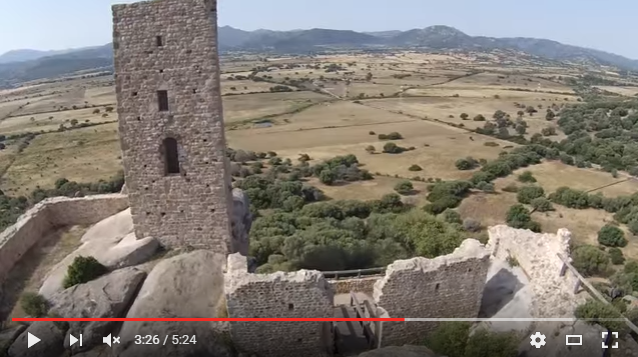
[322,267,386,279]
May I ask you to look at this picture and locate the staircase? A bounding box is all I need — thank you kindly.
[334,304,370,356]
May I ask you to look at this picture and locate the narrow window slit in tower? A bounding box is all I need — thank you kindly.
[157,90,169,111]
[156,36,163,47]
[162,137,180,175]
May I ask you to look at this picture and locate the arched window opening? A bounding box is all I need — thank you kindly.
[162,137,180,175]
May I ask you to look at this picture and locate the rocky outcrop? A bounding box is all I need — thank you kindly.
[8,321,65,357]
[115,250,231,357]
[0,325,25,354]
[231,188,252,256]
[48,267,146,352]
[39,209,158,298]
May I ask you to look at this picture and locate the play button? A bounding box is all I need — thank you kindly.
[27,333,40,348]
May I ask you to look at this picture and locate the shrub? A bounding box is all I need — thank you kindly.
[502,184,518,193]
[442,209,462,224]
[460,113,469,120]
[426,322,519,357]
[368,131,375,135]
[516,186,545,204]
[20,292,49,317]
[473,114,486,121]
[609,247,625,265]
[530,197,553,212]
[517,171,536,183]
[62,256,108,289]
[483,142,499,147]
[575,300,625,332]
[505,204,540,231]
[408,164,423,171]
[597,225,627,247]
[463,218,481,232]
[475,181,494,193]
[571,245,610,276]
[455,157,478,171]
[319,169,336,185]
[394,180,414,195]
[378,132,403,140]
[383,142,406,154]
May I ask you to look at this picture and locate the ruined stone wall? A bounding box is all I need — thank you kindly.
[329,276,381,295]
[373,239,491,346]
[112,0,235,253]
[487,225,582,317]
[0,194,129,285]
[224,254,334,357]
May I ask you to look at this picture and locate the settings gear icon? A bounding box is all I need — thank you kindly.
[530,332,546,349]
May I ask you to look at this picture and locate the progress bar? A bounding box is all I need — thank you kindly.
[12,318,628,322]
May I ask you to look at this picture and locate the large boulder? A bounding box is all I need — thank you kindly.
[0,325,26,354]
[114,250,232,357]
[39,209,158,298]
[48,267,146,352]
[8,321,65,357]
[231,188,252,256]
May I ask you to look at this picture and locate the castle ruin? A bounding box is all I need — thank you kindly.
[112,0,241,254]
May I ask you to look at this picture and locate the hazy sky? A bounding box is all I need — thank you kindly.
[0,0,635,58]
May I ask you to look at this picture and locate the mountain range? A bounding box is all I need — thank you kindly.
[1,25,637,87]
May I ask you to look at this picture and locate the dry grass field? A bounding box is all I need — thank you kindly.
[494,161,638,197]
[1,122,121,195]
[2,49,638,258]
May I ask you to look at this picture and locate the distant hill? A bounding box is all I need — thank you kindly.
[2,25,638,87]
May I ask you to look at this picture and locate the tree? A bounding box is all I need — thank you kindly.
[505,204,540,232]
[383,142,405,154]
[365,72,373,81]
[365,145,376,154]
[493,110,507,120]
[473,114,486,121]
[442,209,462,224]
[517,110,525,117]
[525,106,538,115]
[571,245,610,276]
[545,109,555,120]
[455,157,478,170]
[597,225,627,247]
[541,127,557,136]
[609,247,625,265]
[516,186,545,204]
[70,119,79,127]
[394,180,413,195]
[408,164,422,171]
[20,292,49,318]
[575,300,625,332]
[530,197,553,212]
[515,125,526,135]
[105,106,114,113]
[93,109,101,114]
[319,169,336,185]
[460,113,469,120]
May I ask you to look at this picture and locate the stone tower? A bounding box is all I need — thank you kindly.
[112,0,236,254]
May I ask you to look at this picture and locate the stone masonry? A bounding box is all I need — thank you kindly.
[487,225,584,317]
[373,239,491,346]
[112,0,237,253]
[225,253,334,357]
[0,194,129,286]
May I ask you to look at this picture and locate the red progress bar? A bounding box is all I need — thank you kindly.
[13,318,405,322]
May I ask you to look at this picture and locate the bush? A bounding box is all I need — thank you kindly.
[463,218,482,232]
[383,142,406,154]
[505,204,540,232]
[460,113,469,120]
[394,180,413,195]
[502,184,518,193]
[408,164,423,171]
[426,322,519,357]
[473,114,486,121]
[475,181,494,193]
[20,292,49,317]
[455,157,479,171]
[442,209,462,224]
[62,256,108,289]
[609,247,625,265]
[378,132,403,140]
[517,171,536,183]
[575,300,626,332]
[516,186,545,204]
[571,245,610,276]
[530,197,553,212]
[319,169,336,185]
[483,142,499,147]
[597,225,627,247]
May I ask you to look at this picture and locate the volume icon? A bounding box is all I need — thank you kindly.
[103,334,112,347]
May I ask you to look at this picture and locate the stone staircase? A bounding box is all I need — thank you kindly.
[333,304,370,356]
